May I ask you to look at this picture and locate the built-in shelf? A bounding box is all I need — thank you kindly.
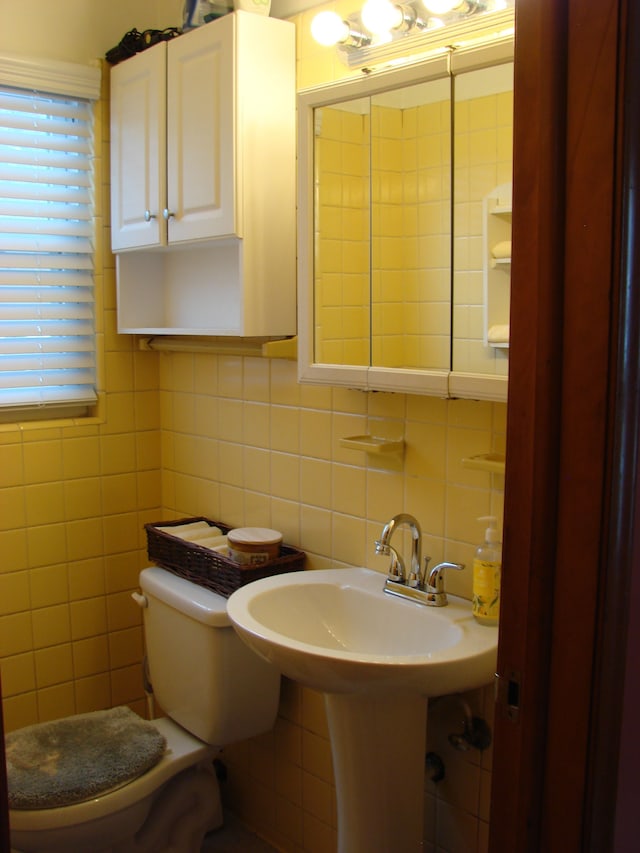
[339,435,405,456]
[461,452,506,474]
[484,183,512,351]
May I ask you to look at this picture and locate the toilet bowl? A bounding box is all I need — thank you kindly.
[10,717,219,853]
[8,567,281,853]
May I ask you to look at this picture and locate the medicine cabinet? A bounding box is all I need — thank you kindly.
[110,11,296,336]
[297,40,513,400]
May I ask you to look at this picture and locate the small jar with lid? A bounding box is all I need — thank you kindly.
[227,527,282,566]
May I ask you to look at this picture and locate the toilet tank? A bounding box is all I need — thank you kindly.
[139,566,280,746]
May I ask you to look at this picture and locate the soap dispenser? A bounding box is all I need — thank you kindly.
[472,516,502,626]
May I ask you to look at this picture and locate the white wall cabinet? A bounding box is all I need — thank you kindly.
[110,11,296,336]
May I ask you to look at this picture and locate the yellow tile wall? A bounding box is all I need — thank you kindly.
[0,64,159,733]
[159,346,504,853]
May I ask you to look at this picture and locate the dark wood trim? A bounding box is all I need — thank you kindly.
[489,0,568,846]
[587,0,640,848]
[491,0,625,849]
[540,0,620,847]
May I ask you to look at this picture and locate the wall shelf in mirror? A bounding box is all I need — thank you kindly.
[483,183,513,351]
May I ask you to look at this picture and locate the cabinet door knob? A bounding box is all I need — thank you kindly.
[144,209,156,222]
[163,208,175,220]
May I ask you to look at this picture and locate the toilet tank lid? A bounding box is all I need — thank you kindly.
[139,566,230,627]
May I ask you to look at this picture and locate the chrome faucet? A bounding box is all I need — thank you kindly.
[375,514,464,607]
[375,513,422,586]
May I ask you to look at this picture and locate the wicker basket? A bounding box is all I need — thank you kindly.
[145,517,305,598]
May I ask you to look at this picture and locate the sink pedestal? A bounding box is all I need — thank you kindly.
[324,692,428,853]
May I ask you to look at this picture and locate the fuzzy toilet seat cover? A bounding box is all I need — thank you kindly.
[7,706,167,810]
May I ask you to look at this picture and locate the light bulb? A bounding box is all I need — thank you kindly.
[422,0,461,14]
[310,11,350,47]
[361,0,403,37]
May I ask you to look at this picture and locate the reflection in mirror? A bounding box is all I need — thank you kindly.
[299,42,514,399]
[312,77,452,372]
[314,97,370,367]
[371,79,451,371]
[452,62,514,379]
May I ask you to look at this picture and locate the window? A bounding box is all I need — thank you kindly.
[0,56,100,418]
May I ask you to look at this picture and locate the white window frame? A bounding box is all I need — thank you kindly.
[0,52,101,420]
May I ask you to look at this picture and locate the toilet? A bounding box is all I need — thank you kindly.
[8,566,281,853]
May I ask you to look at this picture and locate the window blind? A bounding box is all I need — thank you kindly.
[0,83,96,411]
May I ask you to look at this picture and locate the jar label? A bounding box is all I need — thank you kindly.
[228,546,271,566]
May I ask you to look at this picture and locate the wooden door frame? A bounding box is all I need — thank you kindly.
[585,0,640,847]
[491,0,637,849]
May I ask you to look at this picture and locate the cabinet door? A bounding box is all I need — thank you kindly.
[166,16,236,244]
[110,44,167,251]
[449,59,513,402]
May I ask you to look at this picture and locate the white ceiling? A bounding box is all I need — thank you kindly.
[270,0,323,18]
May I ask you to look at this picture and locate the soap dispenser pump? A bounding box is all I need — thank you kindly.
[472,516,501,626]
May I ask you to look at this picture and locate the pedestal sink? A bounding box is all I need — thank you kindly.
[227,567,498,853]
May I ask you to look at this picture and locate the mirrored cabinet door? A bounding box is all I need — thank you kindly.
[313,97,371,369]
[449,59,514,402]
[298,55,452,395]
[297,43,513,400]
[370,78,451,375]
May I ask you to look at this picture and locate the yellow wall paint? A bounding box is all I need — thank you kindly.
[0,0,184,65]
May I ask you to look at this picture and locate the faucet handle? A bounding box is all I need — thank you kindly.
[426,561,465,605]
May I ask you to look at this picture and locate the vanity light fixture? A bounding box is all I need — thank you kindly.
[310,10,371,48]
[310,0,514,68]
[361,0,418,37]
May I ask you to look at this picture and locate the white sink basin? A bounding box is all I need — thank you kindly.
[228,566,499,852]
[227,567,497,696]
